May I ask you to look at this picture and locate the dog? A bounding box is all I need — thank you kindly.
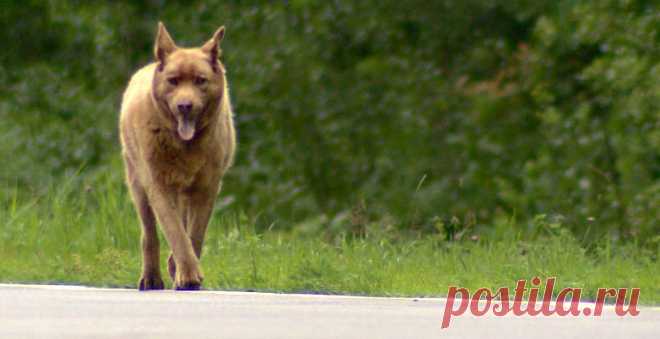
[119,22,235,290]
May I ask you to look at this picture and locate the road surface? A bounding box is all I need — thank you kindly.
[0,284,658,338]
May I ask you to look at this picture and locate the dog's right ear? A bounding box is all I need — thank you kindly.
[154,22,177,71]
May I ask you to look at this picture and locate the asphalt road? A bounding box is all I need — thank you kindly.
[0,284,658,338]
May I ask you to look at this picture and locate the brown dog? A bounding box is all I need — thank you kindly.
[119,22,235,290]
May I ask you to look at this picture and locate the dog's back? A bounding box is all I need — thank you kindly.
[119,63,156,178]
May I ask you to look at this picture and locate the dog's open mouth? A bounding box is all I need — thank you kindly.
[177,118,195,141]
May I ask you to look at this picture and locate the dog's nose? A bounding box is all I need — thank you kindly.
[177,102,193,115]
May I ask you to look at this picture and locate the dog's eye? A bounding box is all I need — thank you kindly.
[168,77,179,86]
[194,76,207,86]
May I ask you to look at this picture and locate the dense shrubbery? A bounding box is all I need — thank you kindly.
[1,1,657,244]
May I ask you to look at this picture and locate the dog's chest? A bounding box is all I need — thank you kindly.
[149,133,217,187]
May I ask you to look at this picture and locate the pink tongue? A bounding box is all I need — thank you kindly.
[177,120,195,140]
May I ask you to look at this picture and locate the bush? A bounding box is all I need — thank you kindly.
[0,0,657,244]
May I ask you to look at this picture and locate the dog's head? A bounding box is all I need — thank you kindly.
[152,22,226,141]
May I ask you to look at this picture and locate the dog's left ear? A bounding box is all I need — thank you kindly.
[201,26,225,72]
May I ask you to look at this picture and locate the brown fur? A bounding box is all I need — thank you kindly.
[119,22,235,290]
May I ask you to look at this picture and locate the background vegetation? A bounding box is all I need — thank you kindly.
[0,1,658,298]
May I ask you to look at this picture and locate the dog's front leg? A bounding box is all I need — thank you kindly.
[146,183,203,290]
[185,185,218,259]
[167,187,215,279]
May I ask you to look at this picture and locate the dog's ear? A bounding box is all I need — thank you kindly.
[154,22,177,71]
[201,26,225,72]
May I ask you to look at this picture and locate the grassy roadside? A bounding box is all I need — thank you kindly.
[1,175,658,303]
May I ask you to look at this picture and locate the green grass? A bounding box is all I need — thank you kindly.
[1,173,658,304]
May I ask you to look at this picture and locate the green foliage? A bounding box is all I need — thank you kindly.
[0,1,658,243]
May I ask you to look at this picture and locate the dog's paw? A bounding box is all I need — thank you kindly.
[174,281,202,291]
[138,274,165,291]
[174,264,204,291]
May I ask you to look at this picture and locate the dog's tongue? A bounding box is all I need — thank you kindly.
[177,120,195,141]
